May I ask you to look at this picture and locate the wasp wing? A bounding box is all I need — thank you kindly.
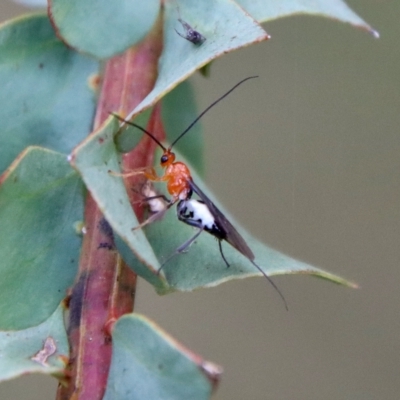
[188,179,255,261]
[188,180,288,309]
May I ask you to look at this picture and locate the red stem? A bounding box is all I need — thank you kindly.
[57,14,164,400]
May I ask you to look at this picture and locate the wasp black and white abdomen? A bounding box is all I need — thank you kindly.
[177,199,225,240]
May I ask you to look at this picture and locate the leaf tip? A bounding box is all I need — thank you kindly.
[349,282,360,289]
[200,360,223,392]
[357,22,379,39]
[308,269,359,289]
[370,28,380,39]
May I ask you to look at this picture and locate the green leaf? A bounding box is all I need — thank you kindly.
[73,118,355,294]
[0,147,83,330]
[0,305,68,383]
[144,149,357,295]
[104,314,218,400]
[70,117,167,291]
[125,0,269,120]
[11,0,46,6]
[48,0,160,59]
[123,0,377,124]
[236,0,378,36]
[162,80,204,175]
[0,14,98,175]
[114,108,153,154]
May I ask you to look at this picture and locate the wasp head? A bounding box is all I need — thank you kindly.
[160,149,175,168]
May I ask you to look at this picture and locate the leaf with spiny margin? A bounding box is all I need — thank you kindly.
[0,147,83,330]
[104,314,220,400]
[48,0,160,59]
[236,0,378,36]
[0,305,68,383]
[0,14,98,175]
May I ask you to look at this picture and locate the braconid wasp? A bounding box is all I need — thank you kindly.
[112,76,287,309]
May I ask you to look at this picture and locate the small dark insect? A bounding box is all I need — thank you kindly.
[175,18,206,45]
[112,76,287,309]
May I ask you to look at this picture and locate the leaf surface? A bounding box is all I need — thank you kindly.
[125,0,269,120]
[0,14,98,174]
[144,150,357,294]
[104,314,219,400]
[48,0,160,58]
[236,0,378,36]
[70,117,167,291]
[0,147,83,330]
[0,305,68,382]
[11,0,46,6]
[73,124,356,295]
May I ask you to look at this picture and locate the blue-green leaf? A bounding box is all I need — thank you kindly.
[125,0,269,120]
[70,117,166,291]
[0,147,83,330]
[236,0,378,36]
[0,304,68,383]
[0,14,98,174]
[104,314,219,400]
[48,0,160,59]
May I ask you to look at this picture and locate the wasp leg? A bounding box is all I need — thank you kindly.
[108,167,149,178]
[174,28,186,39]
[218,240,230,268]
[131,200,176,231]
[136,194,172,223]
[130,194,171,207]
[156,228,204,275]
[143,194,171,203]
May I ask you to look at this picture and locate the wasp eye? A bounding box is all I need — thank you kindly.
[161,154,168,164]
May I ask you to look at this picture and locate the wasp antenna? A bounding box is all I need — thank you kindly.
[111,113,166,151]
[251,261,288,311]
[170,76,259,149]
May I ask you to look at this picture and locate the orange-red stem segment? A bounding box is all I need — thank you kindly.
[56,15,164,400]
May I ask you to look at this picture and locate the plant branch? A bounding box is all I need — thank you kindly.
[56,14,164,400]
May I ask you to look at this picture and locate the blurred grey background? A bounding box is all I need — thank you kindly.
[1,1,399,399]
